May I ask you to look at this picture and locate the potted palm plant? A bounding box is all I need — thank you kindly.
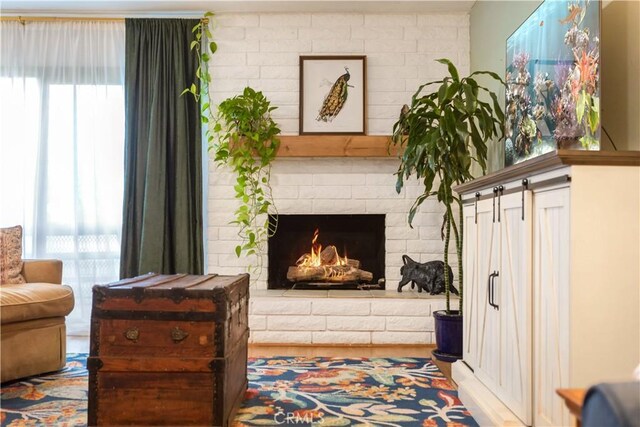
[391,59,505,362]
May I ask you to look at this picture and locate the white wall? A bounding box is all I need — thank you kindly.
[601,0,640,151]
[209,12,470,134]
[206,12,471,289]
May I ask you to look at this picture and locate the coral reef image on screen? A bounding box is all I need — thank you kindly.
[505,0,600,166]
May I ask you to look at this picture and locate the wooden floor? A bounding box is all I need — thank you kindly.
[249,343,453,382]
[68,337,453,383]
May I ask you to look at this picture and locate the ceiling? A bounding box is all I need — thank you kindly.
[1,0,476,17]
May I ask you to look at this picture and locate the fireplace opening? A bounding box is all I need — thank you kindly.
[268,214,385,290]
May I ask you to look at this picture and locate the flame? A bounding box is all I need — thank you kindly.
[297,229,349,269]
[311,229,321,261]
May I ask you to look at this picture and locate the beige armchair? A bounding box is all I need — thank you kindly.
[1,260,75,383]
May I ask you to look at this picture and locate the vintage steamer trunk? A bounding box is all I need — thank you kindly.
[88,273,249,426]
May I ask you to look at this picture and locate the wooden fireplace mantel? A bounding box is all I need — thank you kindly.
[276,135,400,157]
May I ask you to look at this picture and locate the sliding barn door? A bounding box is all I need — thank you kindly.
[496,191,532,425]
[474,198,501,391]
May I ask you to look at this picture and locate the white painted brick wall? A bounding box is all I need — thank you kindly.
[207,11,468,343]
[208,12,469,135]
[326,316,385,331]
[312,299,370,316]
[249,296,450,344]
[209,158,458,289]
[268,315,326,331]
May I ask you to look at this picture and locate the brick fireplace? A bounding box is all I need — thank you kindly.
[207,157,451,289]
[205,10,467,344]
[207,157,456,344]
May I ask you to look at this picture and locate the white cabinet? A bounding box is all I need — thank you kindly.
[463,192,532,425]
[532,188,570,427]
[453,152,640,427]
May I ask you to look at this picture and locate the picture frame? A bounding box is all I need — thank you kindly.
[299,55,366,135]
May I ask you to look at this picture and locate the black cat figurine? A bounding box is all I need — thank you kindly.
[398,255,459,295]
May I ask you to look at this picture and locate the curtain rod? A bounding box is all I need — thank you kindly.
[0,16,208,24]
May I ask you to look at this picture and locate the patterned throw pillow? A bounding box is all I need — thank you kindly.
[0,225,26,284]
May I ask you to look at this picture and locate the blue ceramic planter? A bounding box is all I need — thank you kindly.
[433,310,462,362]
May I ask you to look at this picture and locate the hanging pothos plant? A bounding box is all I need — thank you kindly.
[213,88,280,264]
[184,13,281,273]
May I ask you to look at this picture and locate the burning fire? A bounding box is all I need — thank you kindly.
[288,229,372,284]
[296,229,349,268]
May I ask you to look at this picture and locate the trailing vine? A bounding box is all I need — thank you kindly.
[185,13,281,275]
[213,88,281,269]
[183,12,216,128]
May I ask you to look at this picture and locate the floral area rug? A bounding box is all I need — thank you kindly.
[1,355,477,427]
[239,357,475,426]
[1,354,87,426]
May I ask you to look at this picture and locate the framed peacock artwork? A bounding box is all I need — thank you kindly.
[299,55,366,135]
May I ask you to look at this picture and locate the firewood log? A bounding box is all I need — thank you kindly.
[320,245,339,264]
[296,253,311,265]
[287,265,373,283]
[287,266,325,281]
[346,259,361,269]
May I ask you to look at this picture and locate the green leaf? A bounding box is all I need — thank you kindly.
[235,245,242,257]
[470,69,506,85]
[210,41,218,54]
[576,90,586,122]
[438,81,449,104]
[463,83,477,113]
[488,91,504,123]
[445,81,460,100]
[437,58,459,82]
[589,96,600,134]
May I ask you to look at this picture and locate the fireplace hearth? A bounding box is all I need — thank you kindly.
[268,214,385,290]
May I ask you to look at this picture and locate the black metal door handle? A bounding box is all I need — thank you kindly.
[488,272,496,307]
[491,271,500,310]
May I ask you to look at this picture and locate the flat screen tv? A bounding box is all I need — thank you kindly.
[505,0,600,166]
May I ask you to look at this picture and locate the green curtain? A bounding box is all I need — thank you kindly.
[120,19,203,278]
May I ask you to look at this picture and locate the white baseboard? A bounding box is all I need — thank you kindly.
[452,361,525,427]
